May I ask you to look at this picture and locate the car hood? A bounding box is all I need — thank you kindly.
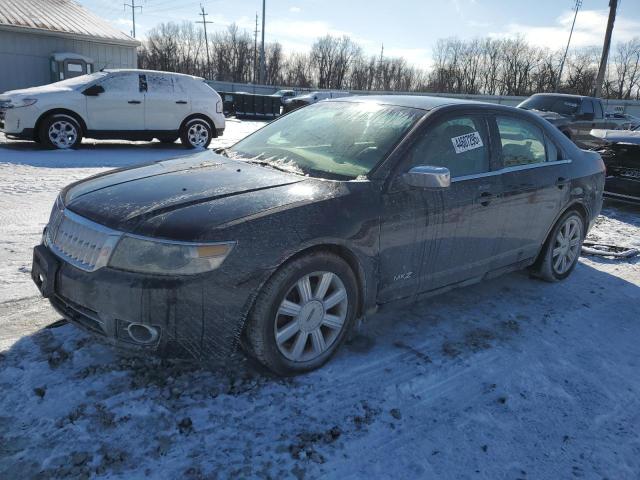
[0,84,75,100]
[63,151,309,235]
[527,109,569,124]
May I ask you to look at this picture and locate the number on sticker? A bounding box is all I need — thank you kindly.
[451,132,484,154]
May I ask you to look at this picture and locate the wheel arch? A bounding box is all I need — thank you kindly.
[35,108,88,139]
[180,113,218,138]
[239,242,369,343]
[532,201,589,268]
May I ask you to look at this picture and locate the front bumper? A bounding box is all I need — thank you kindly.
[604,176,640,204]
[31,244,256,360]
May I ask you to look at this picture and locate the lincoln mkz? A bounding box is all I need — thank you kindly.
[31,96,605,375]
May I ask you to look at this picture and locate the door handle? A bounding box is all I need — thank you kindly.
[128,100,141,104]
[176,100,188,104]
[478,191,494,207]
[556,177,567,190]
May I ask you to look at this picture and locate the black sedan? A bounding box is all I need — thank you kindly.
[31,96,605,375]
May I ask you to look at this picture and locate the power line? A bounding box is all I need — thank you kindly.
[196,4,214,80]
[555,0,582,92]
[123,0,143,38]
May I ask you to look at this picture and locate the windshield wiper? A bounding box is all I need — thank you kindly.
[243,158,305,176]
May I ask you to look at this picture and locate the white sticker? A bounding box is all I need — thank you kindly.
[451,131,484,154]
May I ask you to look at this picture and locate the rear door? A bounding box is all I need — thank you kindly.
[143,74,190,131]
[491,114,570,267]
[85,72,145,131]
[378,111,504,302]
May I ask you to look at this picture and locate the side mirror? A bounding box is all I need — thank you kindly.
[402,166,451,189]
[82,84,104,96]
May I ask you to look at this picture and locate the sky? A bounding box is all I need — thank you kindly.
[82,0,640,69]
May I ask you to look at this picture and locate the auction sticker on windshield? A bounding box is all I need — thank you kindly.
[451,131,483,154]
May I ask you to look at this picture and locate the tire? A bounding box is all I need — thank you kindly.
[243,252,359,376]
[179,117,212,149]
[532,210,585,282]
[39,114,83,150]
[157,136,178,144]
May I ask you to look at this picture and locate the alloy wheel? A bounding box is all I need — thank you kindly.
[187,122,209,147]
[274,271,349,362]
[552,217,582,275]
[48,120,77,149]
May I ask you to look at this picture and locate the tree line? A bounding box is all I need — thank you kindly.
[137,21,640,99]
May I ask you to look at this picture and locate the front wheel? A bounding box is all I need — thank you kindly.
[39,114,83,150]
[243,252,358,376]
[179,118,212,149]
[532,210,585,282]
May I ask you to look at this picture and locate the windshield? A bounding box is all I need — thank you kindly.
[228,101,423,179]
[519,95,581,115]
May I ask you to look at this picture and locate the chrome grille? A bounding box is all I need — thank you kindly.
[46,207,121,272]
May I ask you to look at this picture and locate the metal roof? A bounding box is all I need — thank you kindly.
[0,0,139,47]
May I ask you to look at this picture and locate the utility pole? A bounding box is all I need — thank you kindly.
[124,0,142,38]
[254,12,259,83]
[259,0,266,84]
[594,0,618,98]
[196,4,213,80]
[555,0,582,92]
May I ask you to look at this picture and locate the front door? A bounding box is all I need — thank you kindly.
[378,112,504,302]
[492,114,570,267]
[85,72,145,131]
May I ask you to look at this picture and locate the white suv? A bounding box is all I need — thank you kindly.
[0,69,225,149]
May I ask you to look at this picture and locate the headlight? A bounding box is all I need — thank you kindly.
[8,98,38,108]
[108,236,235,275]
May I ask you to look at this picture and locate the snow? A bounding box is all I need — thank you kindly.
[1,124,640,479]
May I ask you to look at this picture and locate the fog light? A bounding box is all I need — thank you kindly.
[126,323,159,345]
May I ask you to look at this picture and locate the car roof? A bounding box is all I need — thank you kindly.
[330,94,492,111]
[103,69,204,81]
[529,92,592,100]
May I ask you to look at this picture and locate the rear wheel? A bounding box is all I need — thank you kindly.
[243,252,358,376]
[532,210,585,282]
[39,114,83,150]
[179,117,212,149]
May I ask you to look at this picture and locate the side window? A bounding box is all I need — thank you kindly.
[98,74,138,93]
[545,136,563,162]
[594,101,604,119]
[582,100,594,115]
[497,116,546,167]
[146,74,174,94]
[407,116,490,178]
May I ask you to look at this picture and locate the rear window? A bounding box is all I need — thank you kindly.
[497,116,546,167]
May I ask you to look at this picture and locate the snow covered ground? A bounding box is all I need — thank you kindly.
[1,124,639,479]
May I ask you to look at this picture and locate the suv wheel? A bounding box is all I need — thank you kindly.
[40,114,83,150]
[532,210,585,282]
[180,117,212,149]
[243,252,358,376]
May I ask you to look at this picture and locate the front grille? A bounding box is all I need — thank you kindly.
[46,206,121,272]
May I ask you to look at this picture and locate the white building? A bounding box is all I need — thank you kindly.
[0,0,140,92]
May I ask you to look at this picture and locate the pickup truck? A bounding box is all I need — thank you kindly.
[518,93,616,149]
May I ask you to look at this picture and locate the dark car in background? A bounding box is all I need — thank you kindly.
[519,93,616,149]
[282,90,351,113]
[31,96,605,375]
[591,126,640,204]
[272,89,297,105]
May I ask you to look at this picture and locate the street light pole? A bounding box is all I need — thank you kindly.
[259,0,266,85]
[594,0,618,98]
